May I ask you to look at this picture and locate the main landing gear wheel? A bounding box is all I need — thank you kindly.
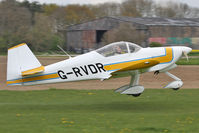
[115,71,145,97]
[131,93,142,97]
[172,88,180,91]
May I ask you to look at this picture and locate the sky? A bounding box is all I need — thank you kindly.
[18,0,199,8]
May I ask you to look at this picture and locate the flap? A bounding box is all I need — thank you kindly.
[22,66,45,76]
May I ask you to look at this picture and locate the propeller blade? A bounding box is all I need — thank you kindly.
[183,51,189,61]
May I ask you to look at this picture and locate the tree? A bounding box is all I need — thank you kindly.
[20,0,43,25]
[43,4,59,16]
[155,6,176,18]
[176,3,191,18]
[0,0,31,51]
[102,23,146,45]
[25,13,63,52]
[154,1,192,18]
[64,4,95,25]
[46,6,68,29]
[188,8,199,18]
[150,42,163,47]
[45,4,96,29]
[121,0,141,17]
[121,0,155,17]
[90,2,121,18]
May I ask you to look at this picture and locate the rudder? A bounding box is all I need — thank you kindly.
[7,43,44,85]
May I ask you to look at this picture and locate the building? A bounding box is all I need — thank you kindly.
[67,16,199,52]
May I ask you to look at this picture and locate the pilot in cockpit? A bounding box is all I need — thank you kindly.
[114,45,123,54]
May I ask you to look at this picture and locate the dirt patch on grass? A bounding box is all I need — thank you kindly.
[1,56,198,90]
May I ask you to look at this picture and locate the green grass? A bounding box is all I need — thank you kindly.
[0,89,199,133]
[189,53,199,56]
[176,58,199,65]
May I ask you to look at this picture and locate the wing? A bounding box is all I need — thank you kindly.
[111,59,159,73]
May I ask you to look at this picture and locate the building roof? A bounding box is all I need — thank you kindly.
[67,16,199,31]
[111,16,199,27]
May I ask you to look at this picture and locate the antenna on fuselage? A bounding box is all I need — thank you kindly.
[57,45,72,59]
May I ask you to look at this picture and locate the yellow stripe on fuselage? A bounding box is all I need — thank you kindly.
[7,73,59,85]
[153,48,173,63]
[104,48,173,71]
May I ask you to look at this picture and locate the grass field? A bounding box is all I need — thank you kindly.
[0,89,198,133]
[176,58,199,65]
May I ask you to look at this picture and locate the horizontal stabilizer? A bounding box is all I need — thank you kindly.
[22,66,45,76]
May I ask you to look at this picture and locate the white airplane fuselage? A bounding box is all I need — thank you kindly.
[7,44,191,86]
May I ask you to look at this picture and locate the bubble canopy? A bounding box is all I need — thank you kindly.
[96,42,142,57]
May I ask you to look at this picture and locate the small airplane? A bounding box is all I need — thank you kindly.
[7,41,192,97]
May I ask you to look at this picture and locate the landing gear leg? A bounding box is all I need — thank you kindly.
[115,71,145,97]
[164,72,183,90]
[128,71,143,97]
[129,71,140,87]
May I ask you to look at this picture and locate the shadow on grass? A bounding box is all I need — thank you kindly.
[135,127,169,132]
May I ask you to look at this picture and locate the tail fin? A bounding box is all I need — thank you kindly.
[7,43,44,85]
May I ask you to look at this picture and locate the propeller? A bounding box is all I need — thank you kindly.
[183,51,189,61]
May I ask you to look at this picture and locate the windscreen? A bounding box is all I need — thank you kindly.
[128,42,142,53]
[96,42,128,57]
